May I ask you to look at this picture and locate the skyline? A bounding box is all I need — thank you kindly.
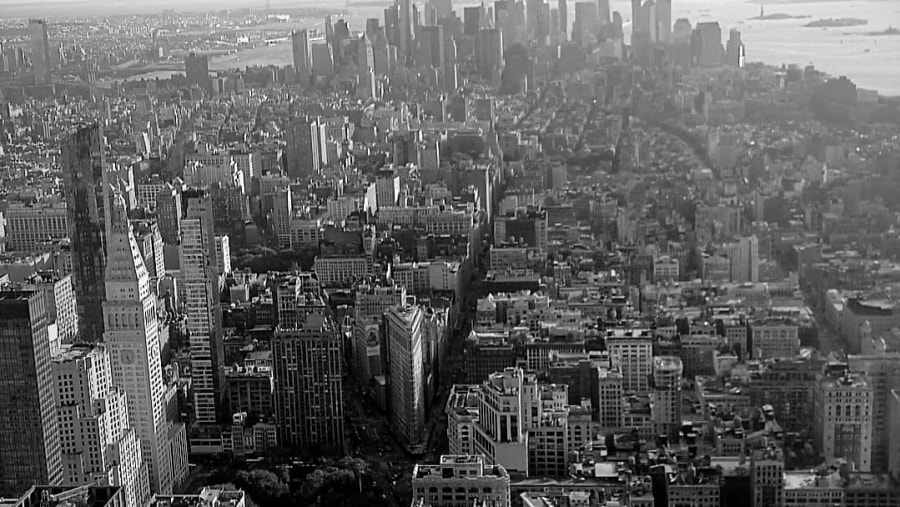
[1,0,900,504]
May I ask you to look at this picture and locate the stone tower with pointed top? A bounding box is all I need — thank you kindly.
[103,194,175,494]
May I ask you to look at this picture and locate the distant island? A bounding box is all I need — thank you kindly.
[751,13,811,21]
[804,18,868,28]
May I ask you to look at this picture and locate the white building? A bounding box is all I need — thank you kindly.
[606,329,654,394]
[5,200,68,251]
[180,191,225,425]
[52,344,149,507]
[103,196,177,494]
[653,255,679,281]
[214,235,231,276]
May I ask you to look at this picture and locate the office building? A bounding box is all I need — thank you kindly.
[749,356,823,433]
[724,29,745,68]
[375,170,401,209]
[597,0,610,25]
[631,0,644,37]
[606,329,653,394]
[750,448,785,507]
[411,455,510,507]
[476,28,503,83]
[213,235,231,277]
[397,0,415,64]
[692,22,724,67]
[184,52,211,93]
[18,271,78,350]
[3,485,127,507]
[351,283,406,385]
[463,5,483,35]
[815,371,874,472]
[642,0,657,42]
[656,0,671,43]
[493,210,548,253]
[311,43,335,77]
[103,196,176,494]
[180,190,225,425]
[226,364,274,423]
[271,189,293,249]
[0,290,63,496]
[155,183,182,246]
[384,303,427,451]
[291,29,312,82]
[29,19,51,84]
[52,344,149,507]
[286,118,321,179]
[416,25,444,69]
[5,201,68,252]
[274,272,326,330]
[573,2,599,45]
[848,344,900,473]
[558,0,568,39]
[749,319,800,360]
[729,235,759,283]
[273,314,344,453]
[62,124,108,342]
[651,356,682,438]
[133,221,165,291]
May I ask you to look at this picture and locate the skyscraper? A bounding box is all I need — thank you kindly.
[597,0,610,25]
[476,28,503,84]
[156,183,182,246]
[0,290,63,496]
[574,1,599,45]
[291,29,312,83]
[103,196,175,494]
[29,19,51,84]
[631,0,644,36]
[398,0,415,65]
[526,0,546,42]
[52,344,149,507]
[726,28,745,68]
[384,304,426,451]
[286,118,321,180]
[273,314,344,453]
[63,124,108,342]
[463,5,483,35]
[656,0,672,43]
[693,21,724,67]
[416,25,445,69]
[642,0,657,42]
[180,190,225,426]
[184,53,211,94]
[558,0,568,39]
